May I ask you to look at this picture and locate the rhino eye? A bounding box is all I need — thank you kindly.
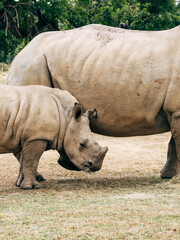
[80,139,89,150]
[80,139,89,149]
[80,143,86,148]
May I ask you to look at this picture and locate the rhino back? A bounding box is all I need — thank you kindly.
[7,24,180,136]
[0,86,22,152]
[0,85,61,152]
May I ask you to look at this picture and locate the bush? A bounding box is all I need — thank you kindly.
[0,0,179,63]
[0,62,9,72]
[0,24,22,63]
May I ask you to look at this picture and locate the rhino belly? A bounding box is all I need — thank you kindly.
[90,109,170,137]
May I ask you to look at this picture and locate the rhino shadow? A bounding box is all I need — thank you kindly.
[0,174,168,194]
[44,175,165,191]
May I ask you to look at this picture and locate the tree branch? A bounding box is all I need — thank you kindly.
[0,2,58,38]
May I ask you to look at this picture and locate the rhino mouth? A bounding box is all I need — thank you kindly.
[58,148,81,171]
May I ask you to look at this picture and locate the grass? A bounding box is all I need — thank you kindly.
[0,134,180,240]
[0,71,180,239]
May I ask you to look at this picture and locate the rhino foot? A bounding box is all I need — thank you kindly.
[160,166,179,179]
[20,180,41,190]
[36,173,45,182]
[160,136,180,179]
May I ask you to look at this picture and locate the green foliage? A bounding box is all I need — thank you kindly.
[14,38,27,56]
[0,0,179,63]
[0,2,3,11]
[66,0,179,30]
[0,24,22,63]
[1,0,70,37]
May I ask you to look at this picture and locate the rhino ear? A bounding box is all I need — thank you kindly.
[85,109,98,120]
[72,103,83,121]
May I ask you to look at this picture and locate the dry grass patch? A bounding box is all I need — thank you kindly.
[1,133,180,239]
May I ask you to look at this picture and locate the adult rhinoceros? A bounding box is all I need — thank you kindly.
[7,24,180,179]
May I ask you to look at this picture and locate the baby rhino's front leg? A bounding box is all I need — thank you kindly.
[14,151,45,185]
[16,140,47,190]
[15,153,24,187]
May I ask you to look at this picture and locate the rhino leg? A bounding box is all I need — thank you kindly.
[160,136,179,179]
[13,151,45,183]
[13,152,23,186]
[14,153,24,186]
[19,140,47,190]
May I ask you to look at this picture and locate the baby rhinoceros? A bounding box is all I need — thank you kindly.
[0,85,108,190]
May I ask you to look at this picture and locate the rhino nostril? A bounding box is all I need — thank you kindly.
[88,161,93,167]
[84,161,93,168]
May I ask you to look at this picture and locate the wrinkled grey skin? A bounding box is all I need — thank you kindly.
[0,85,108,189]
[7,24,180,179]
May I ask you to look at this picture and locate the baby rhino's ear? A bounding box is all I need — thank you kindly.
[72,103,84,121]
[85,109,97,119]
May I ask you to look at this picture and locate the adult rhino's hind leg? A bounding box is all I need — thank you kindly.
[160,136,179,179]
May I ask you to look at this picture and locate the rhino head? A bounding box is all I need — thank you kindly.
[58,103,108,172]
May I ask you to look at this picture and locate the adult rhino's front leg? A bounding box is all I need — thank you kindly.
[160,136,180,179]
[18,140,47,190]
